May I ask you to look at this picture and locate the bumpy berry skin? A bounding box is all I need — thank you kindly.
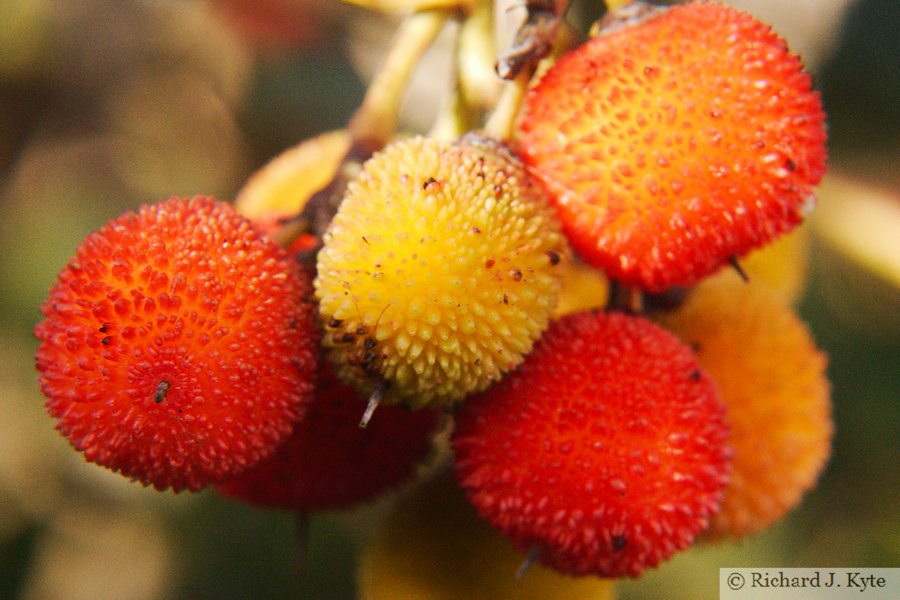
[34,196,318,492]
[654,276,832,539]
[452,310,731,578]
[516,1,827,292]
[315,134,568,408]
[217,366,441,512]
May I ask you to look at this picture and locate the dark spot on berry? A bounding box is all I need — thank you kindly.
[154,381,170,404]
[362,359,380,376]
[341,332,356,344]
[356,325,367,336]
[786,158,797,171]
[511,268,522,281]
[423,177,437,189]
[547,250,560,265]
[471,226,481,234]
[689,370,702,382]
[612,535,627,551]
[101,336,112,345]
[364,337,377,350]
[328,317,343,328]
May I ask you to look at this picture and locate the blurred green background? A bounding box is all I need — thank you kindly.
[1,1,897,599]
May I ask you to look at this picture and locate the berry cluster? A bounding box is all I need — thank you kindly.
[33,0,832,592]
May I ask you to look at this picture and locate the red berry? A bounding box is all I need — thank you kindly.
[516,1,827,291]
[217,366,442,512]
[34,196,318,492]
[452,310,731,577]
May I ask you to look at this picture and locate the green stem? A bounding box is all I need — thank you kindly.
[349,8,451,150]
[482,68,532,140]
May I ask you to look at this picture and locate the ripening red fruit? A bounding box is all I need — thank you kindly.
[34,196,318,492]
[452,310,731,578]
[516,1,827,292]
[217,366,442,512]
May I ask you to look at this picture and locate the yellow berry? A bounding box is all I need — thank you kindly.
[315,134,568,408]
[654,276,832,539]
[357,472,616,600]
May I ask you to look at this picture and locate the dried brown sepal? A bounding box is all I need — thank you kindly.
[496,0,569,79]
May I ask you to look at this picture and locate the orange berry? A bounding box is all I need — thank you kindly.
[452,310,731,577]
[516,1,827,291]
[233,129,351,234]
[34,197,318,492]
[654,276,832,539]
